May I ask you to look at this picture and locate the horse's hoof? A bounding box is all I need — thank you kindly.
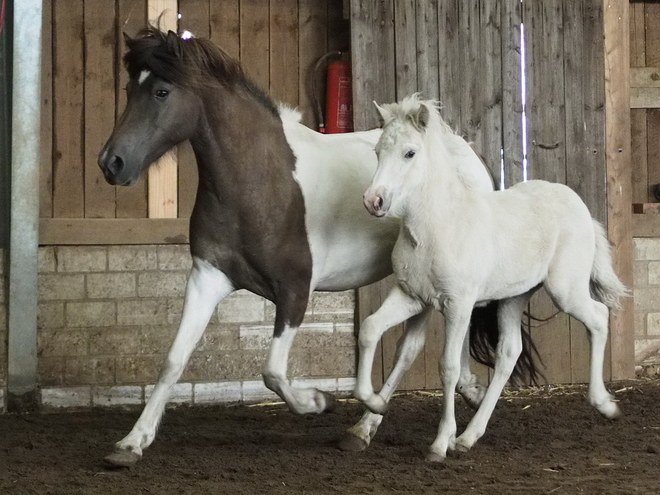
[454,440,471,453]
[425,451,446,463]
[602,402,622,420]
[338,431,370,452]
[103,447,142,468]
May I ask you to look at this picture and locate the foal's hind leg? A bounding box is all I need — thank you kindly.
[454,293,530,453]
[556,293,620,418]
[104,258,234,467]
[339,304,431,451]
[457,334,486,410]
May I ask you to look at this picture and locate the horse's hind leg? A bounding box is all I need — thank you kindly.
[457,333,486,410]
[104,258,234,467]
[339,304,431,452]
[454,293,530,453]
[557,292,620,419]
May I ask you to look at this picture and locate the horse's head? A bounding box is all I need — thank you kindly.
[364,96,434,218]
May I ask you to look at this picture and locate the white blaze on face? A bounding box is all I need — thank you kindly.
[138,70,151,85]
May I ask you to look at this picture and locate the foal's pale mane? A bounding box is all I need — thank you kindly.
[124,26,279,116]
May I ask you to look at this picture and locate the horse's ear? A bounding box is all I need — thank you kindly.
[166,30,182,58]
[373,101,391,128]
[410,105,430,132]
[123,32,132,45]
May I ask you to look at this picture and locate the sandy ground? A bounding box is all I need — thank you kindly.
[1,379,659,494]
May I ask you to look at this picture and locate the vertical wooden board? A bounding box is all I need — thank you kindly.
[84,0,118,218]
[52,0,85,218]
[630,109,648,204]
[210,0,240,58]
[645,5,660,203]
[40,0,53,218]
[148,0,178,219]
[177,0,210,219]
[456,0,479,142]
[529,289,572,384]
[436,0,460,129]
[116,0,148,219]
[350,0,396,130]
[269,0,299,106]
[629,2,645,68]
[298,0,327,128]
[501,0,523,188]
[240,0,270,93]
[604,0,633,379]
[523,0,572,384]
[629,3,647,204]
[475,0,503,176]
[415,0,439,101]
[394,0,417,99]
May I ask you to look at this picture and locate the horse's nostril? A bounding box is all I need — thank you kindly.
[106,155,125,176]
[374,196,383,211]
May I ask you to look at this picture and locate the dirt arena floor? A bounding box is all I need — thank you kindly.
[0,379,659,495]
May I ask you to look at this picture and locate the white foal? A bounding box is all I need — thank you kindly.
[358,95,628,462]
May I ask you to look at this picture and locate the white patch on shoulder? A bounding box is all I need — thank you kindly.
[278,104,302,124]
[138,70,151,85]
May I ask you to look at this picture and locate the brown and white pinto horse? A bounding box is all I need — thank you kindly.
[98,28,533,467]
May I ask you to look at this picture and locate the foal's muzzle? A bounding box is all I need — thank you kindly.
[98,149,133,186]
[363,189,389,217]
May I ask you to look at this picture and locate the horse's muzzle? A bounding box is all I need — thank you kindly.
[363,190,388,217]
[98,150,132,186]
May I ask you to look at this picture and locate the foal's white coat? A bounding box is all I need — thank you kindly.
[110,106,495,464]
[358,96,627,461]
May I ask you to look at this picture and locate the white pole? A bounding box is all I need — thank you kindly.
[8,0,43,409]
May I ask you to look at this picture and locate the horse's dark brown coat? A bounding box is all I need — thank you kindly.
[108,28,312,334]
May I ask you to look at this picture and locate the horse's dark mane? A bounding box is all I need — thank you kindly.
[123,27,279,116]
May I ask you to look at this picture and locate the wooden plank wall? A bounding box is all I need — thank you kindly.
[630,2,660,204]
[41,0,349,223]
[353,0,630,388]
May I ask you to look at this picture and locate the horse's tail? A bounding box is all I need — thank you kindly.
[589,219,629,309]
[469,302,545,387]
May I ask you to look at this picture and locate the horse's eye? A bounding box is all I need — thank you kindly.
[404,150,416,159]
[155,89,169,100]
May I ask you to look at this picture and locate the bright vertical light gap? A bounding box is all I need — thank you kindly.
[520,18,528,182]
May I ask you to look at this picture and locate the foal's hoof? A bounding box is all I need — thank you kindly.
[337,431,370,452]
[599,401,622,420]
[103,447,142,468]
[425,451,446,463]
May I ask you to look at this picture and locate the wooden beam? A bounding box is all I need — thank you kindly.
[39,218,189,245]
[147,0,178,218]
[603,0,634,380]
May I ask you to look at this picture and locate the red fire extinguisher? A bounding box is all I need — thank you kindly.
[314,52,353,134]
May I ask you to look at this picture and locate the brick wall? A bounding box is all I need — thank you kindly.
[36,245,357,408]
[633,238,660,376]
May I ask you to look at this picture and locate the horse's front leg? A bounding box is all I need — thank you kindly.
[104,258,234,467]
[354,284,425,414]
[340,303,432,451]
[262,321,335,414]
[427,299,473,462]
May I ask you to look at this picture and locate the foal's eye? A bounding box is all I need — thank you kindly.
[404,150,416,159]
[154,89,170,100]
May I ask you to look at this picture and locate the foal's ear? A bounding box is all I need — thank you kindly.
[122,32,132,45]
[373,101,392,128]
[409,105,430,132]
[166,30,182,58]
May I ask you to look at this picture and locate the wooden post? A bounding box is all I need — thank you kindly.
[603,0,634,379]
[147,0,178,218]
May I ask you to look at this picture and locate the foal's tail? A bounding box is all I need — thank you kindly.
[589,220,629,310]
[469,302,545,387]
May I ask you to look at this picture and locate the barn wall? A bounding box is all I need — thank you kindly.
[36,245,356,408]
[630,2,660,376]
[20,0,357,409]
[353,0,634,387]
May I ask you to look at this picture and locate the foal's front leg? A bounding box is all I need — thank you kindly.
[354,284,425,414]
[104,258,234,467]
[427,299,474,462]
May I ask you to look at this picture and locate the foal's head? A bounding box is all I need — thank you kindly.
[98,27,274,186]
[364,95,449,218]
